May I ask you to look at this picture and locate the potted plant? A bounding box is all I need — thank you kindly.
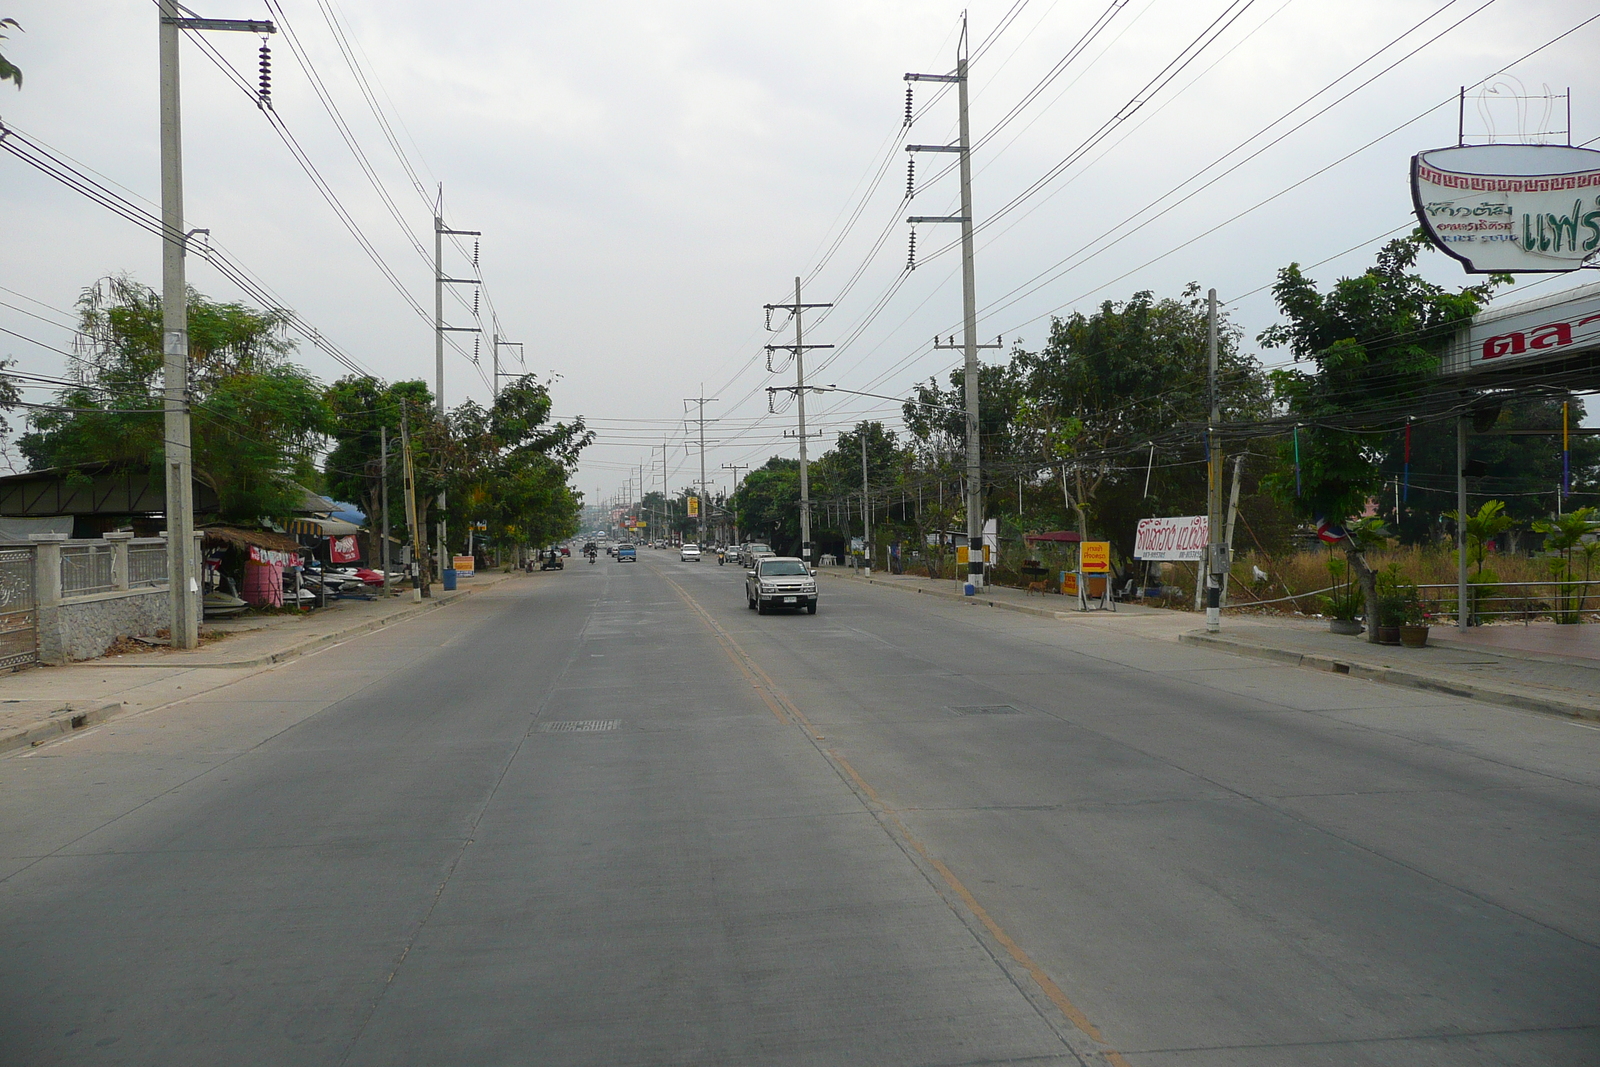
[1374,567,1408,645]
[1320,585,1364,635]
[1398,580,1429,648]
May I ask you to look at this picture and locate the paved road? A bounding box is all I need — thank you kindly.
[2,555,1596,1066]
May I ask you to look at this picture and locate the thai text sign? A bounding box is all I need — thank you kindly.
[1134,516,1207,561]
[1413,144,1600,273]
[1441,284,1600,374]
[687,496,699,517]
[452,555,475,576]
[1080,541,1111,573]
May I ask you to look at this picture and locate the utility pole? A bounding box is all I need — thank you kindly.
[908,17,988,591]
[1205,288,1223,634]
[433,199,480,579]
[157,3,274,649]
[492,334,523,400]
[764,279,832,562]
[686,390,718,546]
[400,406,425,600]
[722,463,748,544]
[380,425,390,597]
[861,432,872,574]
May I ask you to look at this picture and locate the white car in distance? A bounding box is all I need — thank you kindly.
[680,543,702,562]
[746,556,818,614]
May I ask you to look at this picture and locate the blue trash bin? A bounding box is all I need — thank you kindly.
[441,568,458,591]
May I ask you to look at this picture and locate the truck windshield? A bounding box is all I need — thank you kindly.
[761,561,808,576]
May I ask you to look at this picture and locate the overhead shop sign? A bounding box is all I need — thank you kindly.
[1412,144,1600,273]
[1133,516,1207,561]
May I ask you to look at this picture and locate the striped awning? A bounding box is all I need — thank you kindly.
[287,517,361,536]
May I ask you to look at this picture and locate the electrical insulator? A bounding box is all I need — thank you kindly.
[907,228,917,271]
[257,40,272,108]
[473,286,480,316]
[764,308,772,331]
[906,157,915,199]
[474,336,480,360]
[473,238,479,269]
[904,84,913,126]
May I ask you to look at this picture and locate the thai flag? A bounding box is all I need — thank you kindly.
[1316,517,1347,544]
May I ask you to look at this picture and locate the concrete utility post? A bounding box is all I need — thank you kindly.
[431,206,480,579]
[907,17,990,591]
[861,432,872,574]
[1205,288,1224,634]
[1458,415,1469,631]
[722,463,748,544]
[687,391,718,547]
[380,425,390,596]
[157,2,275,650]
[763,280,831,562]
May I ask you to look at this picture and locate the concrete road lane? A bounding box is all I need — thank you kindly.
[3,555,1597,1066]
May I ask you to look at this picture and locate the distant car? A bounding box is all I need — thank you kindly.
[745,556,818,614]
[680,543,701,562]
[745,543,775,567]
[616,544,637,563]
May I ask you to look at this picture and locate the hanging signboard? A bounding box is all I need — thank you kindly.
[330,535,360,563]
[248,544,298,567]
[687,496,700,517]
[1412,144,1600,273]
[1080,541,1112,573]
[1133,516,1207,561]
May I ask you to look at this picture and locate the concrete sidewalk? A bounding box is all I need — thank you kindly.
[0,568,528,755]
[822,567,1600,721]
[1182,618,1600,721]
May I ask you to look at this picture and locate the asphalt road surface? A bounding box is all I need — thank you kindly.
[3,554,1597,1066]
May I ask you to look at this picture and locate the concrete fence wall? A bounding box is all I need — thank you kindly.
[30,533,187,665]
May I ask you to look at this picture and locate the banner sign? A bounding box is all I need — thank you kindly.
[1080,541,1111,573]
[248,544,298,567]
[687,496,700,517]
[1133,516,1207,561]
[330,535,360,563]
[1412,144,1600,273]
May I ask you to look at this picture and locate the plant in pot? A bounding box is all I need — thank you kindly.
[1398,580,1429,648]
[1320,573,1365,635]
[1374,566,1408,645]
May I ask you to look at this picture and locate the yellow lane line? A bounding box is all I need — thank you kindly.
[656,566,1132,1067]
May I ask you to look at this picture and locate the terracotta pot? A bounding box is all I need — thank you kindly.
[1329,618,1363,636]
[1400,623,1430,648]
[1377,625,1402,646]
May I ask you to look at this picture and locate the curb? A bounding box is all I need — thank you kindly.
[1179,630,1600,722]
[71,573,521,670]
[818,570,1076,621]
[0,699,124,756]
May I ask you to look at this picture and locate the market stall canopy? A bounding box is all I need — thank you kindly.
[200,526,304,554]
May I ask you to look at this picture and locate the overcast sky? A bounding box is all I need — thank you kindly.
[2,0,1597,507]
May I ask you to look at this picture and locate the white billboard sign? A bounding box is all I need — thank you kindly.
[1412,144,1600,273]
[1133,516,1208,561]
[1440,280,1600,375]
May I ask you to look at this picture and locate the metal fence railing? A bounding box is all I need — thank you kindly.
[127,540,168,588]
[1416,579,1600,625]
[60,543,115,597]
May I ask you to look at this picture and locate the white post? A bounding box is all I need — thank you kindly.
[158,0,198,650]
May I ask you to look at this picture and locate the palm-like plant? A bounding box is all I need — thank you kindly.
[1531,507,1600,624]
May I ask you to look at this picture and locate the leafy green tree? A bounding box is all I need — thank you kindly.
[1010,284,1267,555]
[21,276,329,523]
[1259,233,1504,635]
[1,18,22,89]
[731,458,800,552]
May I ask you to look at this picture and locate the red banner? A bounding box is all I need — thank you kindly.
[330,535,360,563]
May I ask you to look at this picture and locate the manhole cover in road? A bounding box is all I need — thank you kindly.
[950,705,1022,715]
[539,720,620,733]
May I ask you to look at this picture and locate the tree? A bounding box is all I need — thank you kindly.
[1259,233,1505,636]
[1,18,21,89]
[1010,284,1268,552]
[21,276,330,523]
[731,458,801,552]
